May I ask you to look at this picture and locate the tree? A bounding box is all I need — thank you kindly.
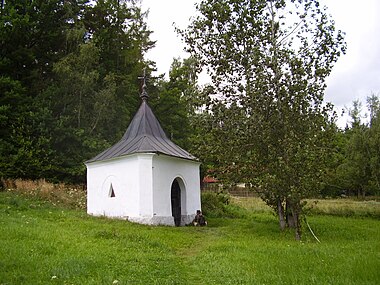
[319,124,350,198]
[0,0,89,180]
[142,58,194,150]
[336,100,370,197]
[150,57,203,150]
[166,57,203,113]
[0,0,88,92]
[337,96,380,197]
[0,0,155,183]
[82,0,155,140]
[366,94,380,194]
[43,0,156,182]
[181,0,346,239]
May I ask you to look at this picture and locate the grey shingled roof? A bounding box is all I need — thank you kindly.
[86,100,197,163]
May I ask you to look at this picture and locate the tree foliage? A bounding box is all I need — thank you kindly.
[332,95,380,197]
[181,0,346,239]
[152,57,203,150]
[0,0,155,183]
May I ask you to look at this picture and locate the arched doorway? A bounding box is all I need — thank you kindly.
[171,179,181,226]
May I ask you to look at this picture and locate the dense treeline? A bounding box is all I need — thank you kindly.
[0,0,191,183]
[322,96,380,198]
[1,0,379,206]
[1,0,150,182]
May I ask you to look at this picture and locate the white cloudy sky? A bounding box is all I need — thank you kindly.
[141,0,380,126]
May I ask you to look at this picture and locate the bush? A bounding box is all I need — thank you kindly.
[201,191,247,218]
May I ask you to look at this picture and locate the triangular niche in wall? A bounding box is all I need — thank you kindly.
[109,183,115,198]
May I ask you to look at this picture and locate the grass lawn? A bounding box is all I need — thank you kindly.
[0,192,379,285]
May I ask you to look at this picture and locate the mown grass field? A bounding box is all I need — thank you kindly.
[0,191,379,285]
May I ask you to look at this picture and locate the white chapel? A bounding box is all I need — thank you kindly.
[85,76,201,226]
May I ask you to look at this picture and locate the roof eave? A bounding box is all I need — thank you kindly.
[85,150,199,166]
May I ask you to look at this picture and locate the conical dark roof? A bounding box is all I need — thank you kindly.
[86,100,196,163]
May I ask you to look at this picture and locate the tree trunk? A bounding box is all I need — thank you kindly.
[277,198,286,231]
[286,199,296,228]
[294,215,301,241]
[290,203,301,241]
[78,90,82,128]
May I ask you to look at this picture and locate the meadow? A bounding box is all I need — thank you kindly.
[0,187,379,285]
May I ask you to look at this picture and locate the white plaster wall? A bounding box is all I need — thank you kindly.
[152,155,201,219]
[86,154,142,218]
[86,153,201,226]
[137,153,154,217]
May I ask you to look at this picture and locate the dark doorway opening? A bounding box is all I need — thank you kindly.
[171,179,181,226]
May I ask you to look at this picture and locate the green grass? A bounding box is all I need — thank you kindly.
[0,192,379,285]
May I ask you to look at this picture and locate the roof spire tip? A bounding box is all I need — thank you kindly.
[138,68,149,101]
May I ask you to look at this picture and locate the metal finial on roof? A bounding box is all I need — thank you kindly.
[138,68,149,101]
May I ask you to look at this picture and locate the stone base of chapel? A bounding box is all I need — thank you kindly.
[128,214,196,226]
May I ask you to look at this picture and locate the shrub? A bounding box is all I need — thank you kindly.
[201,191,247,218]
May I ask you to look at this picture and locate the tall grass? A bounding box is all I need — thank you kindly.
[307,198,380,218]
[230,195,380,218]
[1,178,86,209]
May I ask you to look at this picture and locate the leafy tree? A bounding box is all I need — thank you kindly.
[336,100,370,197]
[148,57,202,150]
[338,96,380,197]
[166,57,203,113]
[366,94,380,194]
[320,126,348,197]
[181,0,346,239]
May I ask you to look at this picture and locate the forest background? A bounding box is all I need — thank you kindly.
[1,0,379,202]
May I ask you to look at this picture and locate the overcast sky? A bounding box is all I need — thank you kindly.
[141,0,380,127]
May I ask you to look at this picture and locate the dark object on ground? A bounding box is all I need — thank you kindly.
[190,210,207,226]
